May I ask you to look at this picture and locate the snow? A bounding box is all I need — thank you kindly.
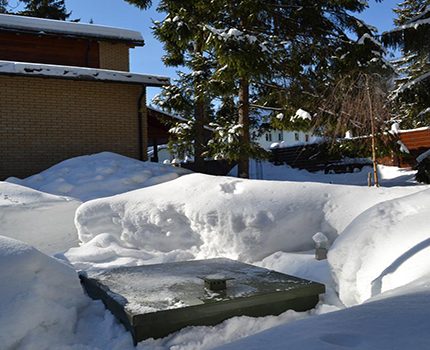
[329,188,430,306]
[394,71,430,95]
[0,60,170,87]
[388,17,430,33]
[7,152,191,202]
[0,236,87,349]
[0,13,144,43]
[390,122,400,134]
[398,126,430,133]
[0,182,80,254]
[290,108,312,121]
[234,160,418,187]
[216,277,430,350]
[357,33,387,53]
[69,173,423,270]
[2,151,430,349]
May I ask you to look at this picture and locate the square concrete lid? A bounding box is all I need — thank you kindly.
[81,258,323,316]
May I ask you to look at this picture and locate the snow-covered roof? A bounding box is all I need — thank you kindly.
[0,13,144,45]
[397,126,430,134]
[0,60,169,87]
[148,106,214,131]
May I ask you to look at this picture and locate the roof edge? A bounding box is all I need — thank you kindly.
[0,60,170,87]
[0,13,145,45]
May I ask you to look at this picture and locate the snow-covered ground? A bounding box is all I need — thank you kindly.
[1,152,430,349]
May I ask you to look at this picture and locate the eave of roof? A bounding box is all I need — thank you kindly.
[0,13,145,45]
[0,60,170,87]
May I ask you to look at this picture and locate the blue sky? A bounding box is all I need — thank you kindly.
[63,0,399,101]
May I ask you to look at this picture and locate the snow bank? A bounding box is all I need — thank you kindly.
[0,182,80,254]
[0,236,87,349]
[71,174,422,267]
[328,188,430,306]
[7,152,191,202]
[216,276,430,350]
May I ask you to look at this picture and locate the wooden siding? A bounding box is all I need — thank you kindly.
[0,32,99,68]
[399,129,430,150]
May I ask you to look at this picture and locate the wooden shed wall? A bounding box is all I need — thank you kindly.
[0,32,100,68]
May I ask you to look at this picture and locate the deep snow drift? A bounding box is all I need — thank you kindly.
[329,188,430,306]
[7,152,191,201]
[0,182,80,254]
[216,276,430,350]
[0,236,87,349]
[69,173,424,270]
[3,152,430,349]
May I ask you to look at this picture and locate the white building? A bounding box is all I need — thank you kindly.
[254,129,319,151]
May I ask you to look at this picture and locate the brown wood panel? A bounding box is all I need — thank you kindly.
[0,32,99,68]
[400,130,430,150]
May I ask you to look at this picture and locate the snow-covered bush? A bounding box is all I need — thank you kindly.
[72,174,419,267]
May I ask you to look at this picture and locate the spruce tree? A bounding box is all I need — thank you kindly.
[19,0,71,20]
[0,0,8,13]
[151,1,219,170]
[129,0,387,178]
[383,1,430,127]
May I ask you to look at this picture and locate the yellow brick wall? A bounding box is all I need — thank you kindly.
[99,41,131,71]
[0,75,145,179]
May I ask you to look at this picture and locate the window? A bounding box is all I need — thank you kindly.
[265,133,272,142]
[294,132,299,141]
[278,133,283,141]
[305,134,309,142]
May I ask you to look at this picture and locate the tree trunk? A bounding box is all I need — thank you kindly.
[194,97,206,171]
[366,76,379,187]
[193,37,206,172]
[238,77,250,178]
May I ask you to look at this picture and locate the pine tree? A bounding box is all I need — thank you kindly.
[0,0,7,13]
[383,1,430,127]
[19,0,71,20]
[124,0,152,10]
[129,0,387,178]
[150,1,220,170]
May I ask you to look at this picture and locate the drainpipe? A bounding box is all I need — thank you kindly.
[137,85,148,161]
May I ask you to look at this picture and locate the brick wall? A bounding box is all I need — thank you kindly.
[99,41,130,71]
[0,75,145,180]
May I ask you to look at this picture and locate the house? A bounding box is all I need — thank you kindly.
[253,128,318,151]
[0,13,170,180]
[380,126,430,168]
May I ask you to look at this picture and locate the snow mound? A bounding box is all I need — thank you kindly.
[216,276,430,350]
[0,236,87,349]
[7,152,191,202]
[0,182,80,254]
[328,188,430,306]
[71,174,421,267]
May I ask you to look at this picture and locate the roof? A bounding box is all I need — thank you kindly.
[0,13,144,45]
[0,60,169,87]
[148,106,214,131]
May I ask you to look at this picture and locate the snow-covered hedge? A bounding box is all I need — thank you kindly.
[73,174,420,265]
[328,188,430,306]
